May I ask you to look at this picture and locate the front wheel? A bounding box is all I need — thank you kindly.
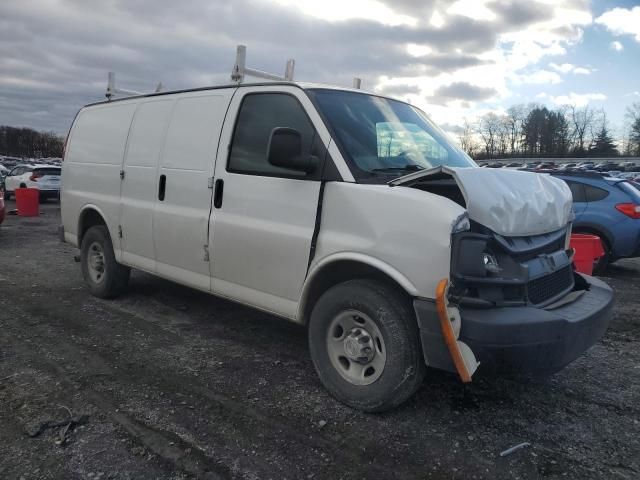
[308,279,426,412]
[80,225,130,299]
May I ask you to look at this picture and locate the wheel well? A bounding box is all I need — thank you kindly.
[301,260,412,325]
[78,208,107,246]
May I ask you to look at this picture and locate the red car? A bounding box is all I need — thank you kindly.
[0,189,5,224]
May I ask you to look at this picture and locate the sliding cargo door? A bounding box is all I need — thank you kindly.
[153,91,234,291]
[119,99,174,272]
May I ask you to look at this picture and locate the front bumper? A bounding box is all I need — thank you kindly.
[414,273,613,375]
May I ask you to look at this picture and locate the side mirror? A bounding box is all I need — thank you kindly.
[267,127,318,174]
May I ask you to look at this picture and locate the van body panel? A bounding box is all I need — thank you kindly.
[119,98,174,272]
[62,102,137,252]
[153,91,235,291]
[310,182,465,301]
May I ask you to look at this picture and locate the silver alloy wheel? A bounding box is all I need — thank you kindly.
[326,309,386,385]
[87,241,106,284]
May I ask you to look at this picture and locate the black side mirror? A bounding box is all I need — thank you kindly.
[267,127,318,174]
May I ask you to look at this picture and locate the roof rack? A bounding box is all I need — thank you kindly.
[106,72,163,101]
[230,45,295,83]
[105,45,364,101]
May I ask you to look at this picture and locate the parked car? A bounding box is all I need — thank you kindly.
[535,162,556,170]
[60,81,613,411]
[551,171,640,273]
[596,162,623,172]
[557,163,577,170]
[503,162,523,168]
[576,162,595,170]
[3,164,61,201]
[0,188,5,225]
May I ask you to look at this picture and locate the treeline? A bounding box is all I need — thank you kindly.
[0,126,64,158]
[459,101,640,160]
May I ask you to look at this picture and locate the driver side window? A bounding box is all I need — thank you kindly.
[227,93,322,179]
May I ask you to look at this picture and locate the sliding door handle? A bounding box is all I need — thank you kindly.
[158,174,166,201]
[213,179,224,208]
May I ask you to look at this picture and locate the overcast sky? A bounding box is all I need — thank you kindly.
[1,0,639,137]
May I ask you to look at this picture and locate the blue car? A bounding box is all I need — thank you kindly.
[551,171,640,273]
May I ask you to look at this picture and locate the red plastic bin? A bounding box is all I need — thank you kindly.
[15,187,40,217]
[569,233,605,276]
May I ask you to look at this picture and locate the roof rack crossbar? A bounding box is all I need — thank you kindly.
[231,45,295,83]
[106,72,163,101]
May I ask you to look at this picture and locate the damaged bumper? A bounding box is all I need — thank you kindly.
[414,273,613,376]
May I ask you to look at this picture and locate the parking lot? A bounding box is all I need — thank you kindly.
[1,200,639,480]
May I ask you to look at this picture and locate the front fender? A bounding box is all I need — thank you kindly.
[311,182,465,299]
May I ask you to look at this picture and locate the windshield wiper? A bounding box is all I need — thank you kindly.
[371,165,425,174]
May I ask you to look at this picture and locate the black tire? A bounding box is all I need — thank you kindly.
[592,237,610,275]
[80,225,130,299]
[308,279,426,412]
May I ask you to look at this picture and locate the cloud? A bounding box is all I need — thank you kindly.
[376,83,421,99]
[549,62,591,74]
[439,122,465,134]
[596,6,640,42]
[544,92,606,107]
[428,81,497,105]
[514,70,562,84]
[0,0,598,135]
[610,40,624,51]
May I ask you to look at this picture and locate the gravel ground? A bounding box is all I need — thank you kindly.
[1,200,639,480]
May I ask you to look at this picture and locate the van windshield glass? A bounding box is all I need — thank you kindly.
[308,89,475,181]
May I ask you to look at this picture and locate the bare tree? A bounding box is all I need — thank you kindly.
[458,118,479,157]
[568,105,596,154]
[478,113,501,158]
[505,104,525,156]
[626,102,640,156]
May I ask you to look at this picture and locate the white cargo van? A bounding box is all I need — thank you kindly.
[61,80,613,411]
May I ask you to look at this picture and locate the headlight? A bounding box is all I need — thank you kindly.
[482,252,502,273]
[452,213,470,233]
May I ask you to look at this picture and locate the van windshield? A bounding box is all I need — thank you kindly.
[307,89,476,182]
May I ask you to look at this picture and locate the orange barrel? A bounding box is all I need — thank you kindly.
[569,233,605,275]
[15,187,40,217]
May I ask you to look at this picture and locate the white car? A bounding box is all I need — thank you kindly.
[61,80,613,411]
[3,164,61,201]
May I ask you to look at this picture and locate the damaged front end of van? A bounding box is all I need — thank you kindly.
[392,166,614,380]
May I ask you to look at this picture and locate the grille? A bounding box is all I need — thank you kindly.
[527,266,574,305]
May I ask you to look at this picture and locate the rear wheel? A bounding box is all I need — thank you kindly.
[592,235,610,275]
[80,225,130,298]
[308,279,425,412]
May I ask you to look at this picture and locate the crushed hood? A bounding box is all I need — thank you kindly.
[389,166,573,237]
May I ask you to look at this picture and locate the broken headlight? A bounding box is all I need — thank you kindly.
[452,213,470,233]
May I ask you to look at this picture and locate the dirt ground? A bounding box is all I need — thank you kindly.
[1,199,639,480]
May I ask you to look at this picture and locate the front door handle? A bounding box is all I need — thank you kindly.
[213,179,224,208]
[158,174,166,201]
